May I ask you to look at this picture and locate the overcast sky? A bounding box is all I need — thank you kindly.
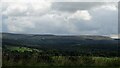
[0,0,119,38]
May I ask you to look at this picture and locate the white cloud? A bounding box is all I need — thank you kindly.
[2,2,118,36]
[5,17,35,32]
[101,4,118,11]
[3,3,28,16]
[2,2,51,16]
[68,10,92,21]
[110,34,120,39]
[92,3,118,11]
[2,0,53,3]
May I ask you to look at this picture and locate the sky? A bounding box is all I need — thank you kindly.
[0,0,119,38]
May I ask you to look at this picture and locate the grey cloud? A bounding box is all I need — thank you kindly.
[89,8,118,35]
[118,2,120,34]
[52,2,105,12]
[0,2,2,32]
[2,2,118,36]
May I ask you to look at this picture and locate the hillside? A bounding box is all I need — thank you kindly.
[2,33,120,67]
[2,33,120,56]
[2,33,117,45]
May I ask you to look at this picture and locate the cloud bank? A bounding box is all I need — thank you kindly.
[1,1,118,36]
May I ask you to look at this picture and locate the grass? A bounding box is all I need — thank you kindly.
[3,56,120,67]
[2,46,120,67]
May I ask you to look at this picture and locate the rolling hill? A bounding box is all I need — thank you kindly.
[1,33,120,56]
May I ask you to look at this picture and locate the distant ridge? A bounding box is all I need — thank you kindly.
[1,32,113,40]
[2,32,119,52]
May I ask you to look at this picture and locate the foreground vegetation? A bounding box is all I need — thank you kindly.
[3,56,120,67]
[2,46,120,67]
